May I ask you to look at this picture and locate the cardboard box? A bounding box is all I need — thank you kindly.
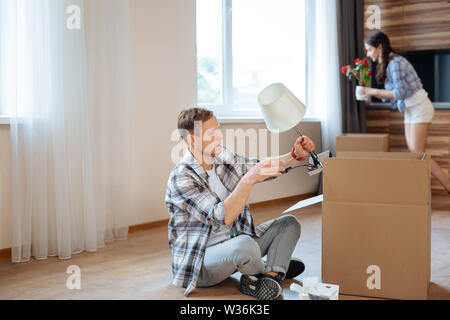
[322,152,431,300]
[336,134,389,154]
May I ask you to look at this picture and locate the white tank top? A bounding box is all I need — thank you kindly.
[205,164,231,247]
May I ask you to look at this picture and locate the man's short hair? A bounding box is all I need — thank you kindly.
[177,107,214,140]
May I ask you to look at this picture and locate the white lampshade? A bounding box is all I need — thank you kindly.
[257,83,306,133]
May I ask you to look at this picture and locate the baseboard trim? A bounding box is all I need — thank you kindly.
[249,193,317,210]
[0,193,316,259]
[0,248,11,259]
[128,219,169,234]
[129,193,317,234]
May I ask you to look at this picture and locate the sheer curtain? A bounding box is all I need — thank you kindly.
[306,0,343,153]
[0,0,131,262]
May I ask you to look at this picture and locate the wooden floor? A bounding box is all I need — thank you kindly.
[0,193,449,300]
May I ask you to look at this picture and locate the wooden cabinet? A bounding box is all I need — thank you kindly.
[366,108,450,191]
[364,0,450,51]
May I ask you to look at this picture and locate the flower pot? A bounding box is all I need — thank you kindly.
[356,86,369,102]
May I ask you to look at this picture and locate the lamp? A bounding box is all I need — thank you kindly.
[258,83,323,173]
[257,83,306,133]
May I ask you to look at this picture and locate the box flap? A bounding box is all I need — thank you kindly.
[323,153,431,206]
[336,135,389,153]
[336,152,425,160]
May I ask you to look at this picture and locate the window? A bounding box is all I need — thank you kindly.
[196,0,306,118]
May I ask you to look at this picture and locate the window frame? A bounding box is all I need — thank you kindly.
[0,116,10,125]
[197,0,308,120]
[198,0,245,118]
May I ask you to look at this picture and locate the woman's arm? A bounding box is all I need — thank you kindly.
[362,87,394,100]
[363,59,407,101]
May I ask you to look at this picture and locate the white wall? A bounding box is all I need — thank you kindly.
[129,0,198,225]
[0,0,322,250]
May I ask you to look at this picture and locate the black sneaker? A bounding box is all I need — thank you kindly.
[259,273,282,284]
[240,274,282,300]
[285,258,305,279]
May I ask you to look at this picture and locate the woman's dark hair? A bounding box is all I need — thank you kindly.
[365,31,395,84]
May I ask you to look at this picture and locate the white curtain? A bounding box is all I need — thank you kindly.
[306,0,342,153]
[0,0,131,262]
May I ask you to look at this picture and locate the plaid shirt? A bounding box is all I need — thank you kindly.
[383,54,423,112]
[165,146,274,296]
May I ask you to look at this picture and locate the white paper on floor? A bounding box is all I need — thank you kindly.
[289,277,339,300]
[283,195,323,214]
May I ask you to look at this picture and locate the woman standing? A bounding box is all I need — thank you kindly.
[362,31,450,194]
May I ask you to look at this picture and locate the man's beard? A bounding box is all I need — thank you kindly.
[203,144,222,160]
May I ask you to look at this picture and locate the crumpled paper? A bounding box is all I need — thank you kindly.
[290,277,339,300]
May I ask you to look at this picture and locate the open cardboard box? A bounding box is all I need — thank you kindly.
[322,152,431,300]
[336,134,389,154]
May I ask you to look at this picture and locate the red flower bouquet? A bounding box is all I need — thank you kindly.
[341,58,373,101]
[341,58,372,86]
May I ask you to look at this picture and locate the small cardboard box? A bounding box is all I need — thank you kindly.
[336,134,389,154]
[322,152,431,300]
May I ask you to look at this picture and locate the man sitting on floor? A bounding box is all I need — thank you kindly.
[165,108,316,300]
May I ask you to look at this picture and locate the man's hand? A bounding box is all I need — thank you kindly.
[224,158,286,227]
[294,136,316,158]
[244,159,287,185]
